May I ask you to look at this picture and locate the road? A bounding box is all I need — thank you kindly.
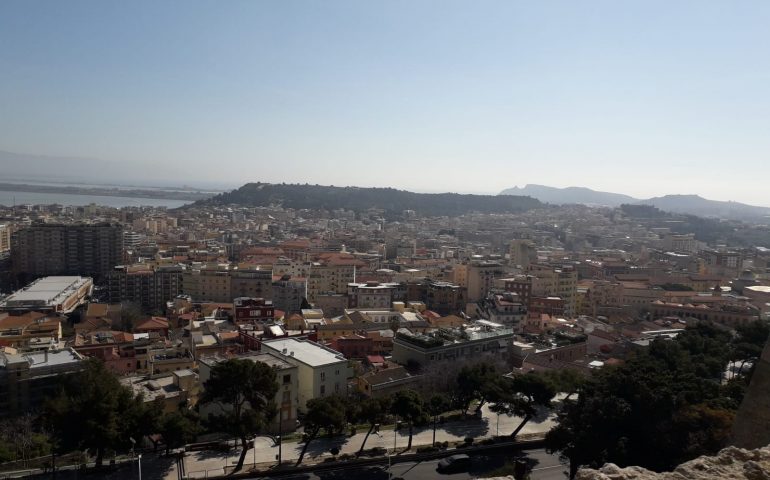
[258,448,568,480]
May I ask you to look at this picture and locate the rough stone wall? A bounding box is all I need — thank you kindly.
[573,445,770,480]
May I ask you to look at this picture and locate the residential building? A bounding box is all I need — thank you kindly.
[527,264,578,317]
[391,322,514,367]
[106,265,184,313]
[199,352,299,432]
[233,297,275,325]
[261,338,351,412]
[466,261,505,303]
[509,239,535,268]
[0,312,62,348]
[0,224,11,254]
[357,365,421,398]
[272,274,307,314]
[121,369,200,413]
[11,223,123,280]
[0,348,85,417]
[181,264,272,303]
[347,281,396,309]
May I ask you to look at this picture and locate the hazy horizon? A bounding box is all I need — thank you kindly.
[2,1,769,204]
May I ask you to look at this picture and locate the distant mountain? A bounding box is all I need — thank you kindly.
[198,182,543,217]
[643,195,770,220]
[500,184,637,206]
[500,184,770,221]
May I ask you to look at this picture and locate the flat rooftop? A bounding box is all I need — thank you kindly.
[1,276,92,308]
[0,348,83,369]
[200,351,294,370]
[263,338,347,367]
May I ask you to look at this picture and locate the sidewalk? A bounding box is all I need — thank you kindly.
[174,401,559,480]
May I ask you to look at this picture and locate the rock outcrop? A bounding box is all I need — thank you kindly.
[574,445,770,480]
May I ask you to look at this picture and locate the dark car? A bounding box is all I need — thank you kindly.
[437,454,471,473]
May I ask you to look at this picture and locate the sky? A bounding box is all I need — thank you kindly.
[1,1,769,204]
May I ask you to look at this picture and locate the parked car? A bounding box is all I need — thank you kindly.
[437,454,471,473]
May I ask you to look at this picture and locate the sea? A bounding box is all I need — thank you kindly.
[0,189,191,209]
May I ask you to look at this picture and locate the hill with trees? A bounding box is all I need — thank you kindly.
[195,182,543,217]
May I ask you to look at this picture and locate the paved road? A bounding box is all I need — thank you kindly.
[180,401,561,479]
[258,448,568,480]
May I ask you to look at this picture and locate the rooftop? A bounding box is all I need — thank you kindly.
[1,276,92,311]
[263,338,347,367]
[0,348,83,369]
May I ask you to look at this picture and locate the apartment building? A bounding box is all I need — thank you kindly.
[392,322,514,368]
[181,264,272,303]
[11,223,124,280]
[0,224,12,254]
[527,264,578,317]
[347,281,397,309]
[466,261,505,303]
[261,338,351,412]
[199,352,299,432]
[106,265,184,312]
[307,263,356,303]
[0,348,85,417]
[271,274,307,314]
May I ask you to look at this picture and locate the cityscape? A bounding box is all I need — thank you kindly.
[1,2,769,480]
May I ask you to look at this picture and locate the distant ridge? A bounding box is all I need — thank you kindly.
[197,182,542,217]
[500,184,636,206]
[500,184,770,221]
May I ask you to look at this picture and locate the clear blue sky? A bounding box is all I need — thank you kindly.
[1,1,769,203]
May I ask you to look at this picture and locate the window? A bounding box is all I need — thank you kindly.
[283,374,291,384]
[335,369,340,376]
[320,385,326,395]
[282,391,291,403]
[320,372,326,381]
[335,382,340,393]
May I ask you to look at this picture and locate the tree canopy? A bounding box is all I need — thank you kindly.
[44,358,162,466]
[296,395,347,466]
[545,322,751,478]
[201,358,279,472]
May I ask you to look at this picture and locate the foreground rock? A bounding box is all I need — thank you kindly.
[574,445,770,480]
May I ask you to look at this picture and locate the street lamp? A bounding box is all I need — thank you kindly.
[137,454,143,480]
[388,419,398,480]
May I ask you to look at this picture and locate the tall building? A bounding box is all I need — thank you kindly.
[272,274,307,314]
[0,224,12,254]
[527,264,578,317]
[466,261,505,303]
[509,239,535,268]
[11,223,123,281]
[307,263,357,303]
[106,265,184,312]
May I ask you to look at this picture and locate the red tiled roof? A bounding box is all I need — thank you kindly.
[135,316,169,330]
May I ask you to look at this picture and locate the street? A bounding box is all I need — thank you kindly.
[258,448,568,480]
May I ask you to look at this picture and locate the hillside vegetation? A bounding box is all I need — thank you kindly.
[201,182,543,217]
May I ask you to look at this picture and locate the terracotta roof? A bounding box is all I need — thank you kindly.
[86,303,109,318]
[135,316,169,330]
[366,355,386,364]
[0,311,48,330]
